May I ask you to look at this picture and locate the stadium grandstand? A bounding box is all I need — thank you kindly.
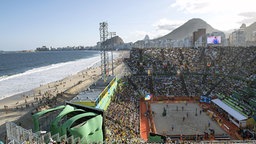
[70,76,118,110]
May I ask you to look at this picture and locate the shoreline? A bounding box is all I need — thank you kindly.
[0,50,129,141]
[0,50,108,103]
[0,62,101,109]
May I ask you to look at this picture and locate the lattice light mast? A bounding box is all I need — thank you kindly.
[109,32,116,75]
[99,22,109,81]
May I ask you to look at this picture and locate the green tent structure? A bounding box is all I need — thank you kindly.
[69,114,103,143]
[32,105,65,132]
[32,102,105,143]
[50,105,85,135]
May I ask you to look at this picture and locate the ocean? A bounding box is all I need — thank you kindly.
[0,50,103,100]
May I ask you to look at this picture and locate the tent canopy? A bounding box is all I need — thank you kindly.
[212,99,247,121]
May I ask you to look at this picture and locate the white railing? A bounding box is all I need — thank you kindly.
[6,122,80,144]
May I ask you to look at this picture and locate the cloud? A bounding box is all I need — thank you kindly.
[171,0,256,14]
[239,12,256,24]
[121,30,151,43]
[124,28,171,42]
[145,18,185,38]
[124,19,186,41]
[170,0,211,14]
[157,24,178,31]
[153,18,184,31]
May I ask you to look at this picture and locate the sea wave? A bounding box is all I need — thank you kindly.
[0,56,97,82]
[0,55,101,100]
[0,75,9,81]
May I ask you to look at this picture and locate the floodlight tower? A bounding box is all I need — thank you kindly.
[109,32,116,75]
[99,22,109,81]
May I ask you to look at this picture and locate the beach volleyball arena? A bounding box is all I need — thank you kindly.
[140,96,229,142]
[3,47,256,143]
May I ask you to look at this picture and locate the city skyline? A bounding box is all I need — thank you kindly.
[1,0,256,51]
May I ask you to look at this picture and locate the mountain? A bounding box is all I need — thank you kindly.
[157,18,219,40]
[102,36,124,46]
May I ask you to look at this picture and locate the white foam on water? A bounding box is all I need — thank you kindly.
[0,55,101,100]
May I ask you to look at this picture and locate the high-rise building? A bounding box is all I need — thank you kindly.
[193,29,206,47]
[229,24,246,47]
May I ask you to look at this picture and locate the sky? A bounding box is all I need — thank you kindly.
[1,0,256,51]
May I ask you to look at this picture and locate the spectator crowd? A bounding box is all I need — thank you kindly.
[125,47,255,98]
[105,77,142,143]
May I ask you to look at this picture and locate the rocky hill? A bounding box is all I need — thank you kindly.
[157,18,219,40]
[101,36,124,46]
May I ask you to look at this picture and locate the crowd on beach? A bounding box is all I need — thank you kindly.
[2,66,101,113]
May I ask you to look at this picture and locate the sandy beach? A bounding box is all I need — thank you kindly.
[0,50,129,142]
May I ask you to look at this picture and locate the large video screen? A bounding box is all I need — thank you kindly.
[207,36,221,44]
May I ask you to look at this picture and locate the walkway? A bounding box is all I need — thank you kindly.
[140,99,150,141]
